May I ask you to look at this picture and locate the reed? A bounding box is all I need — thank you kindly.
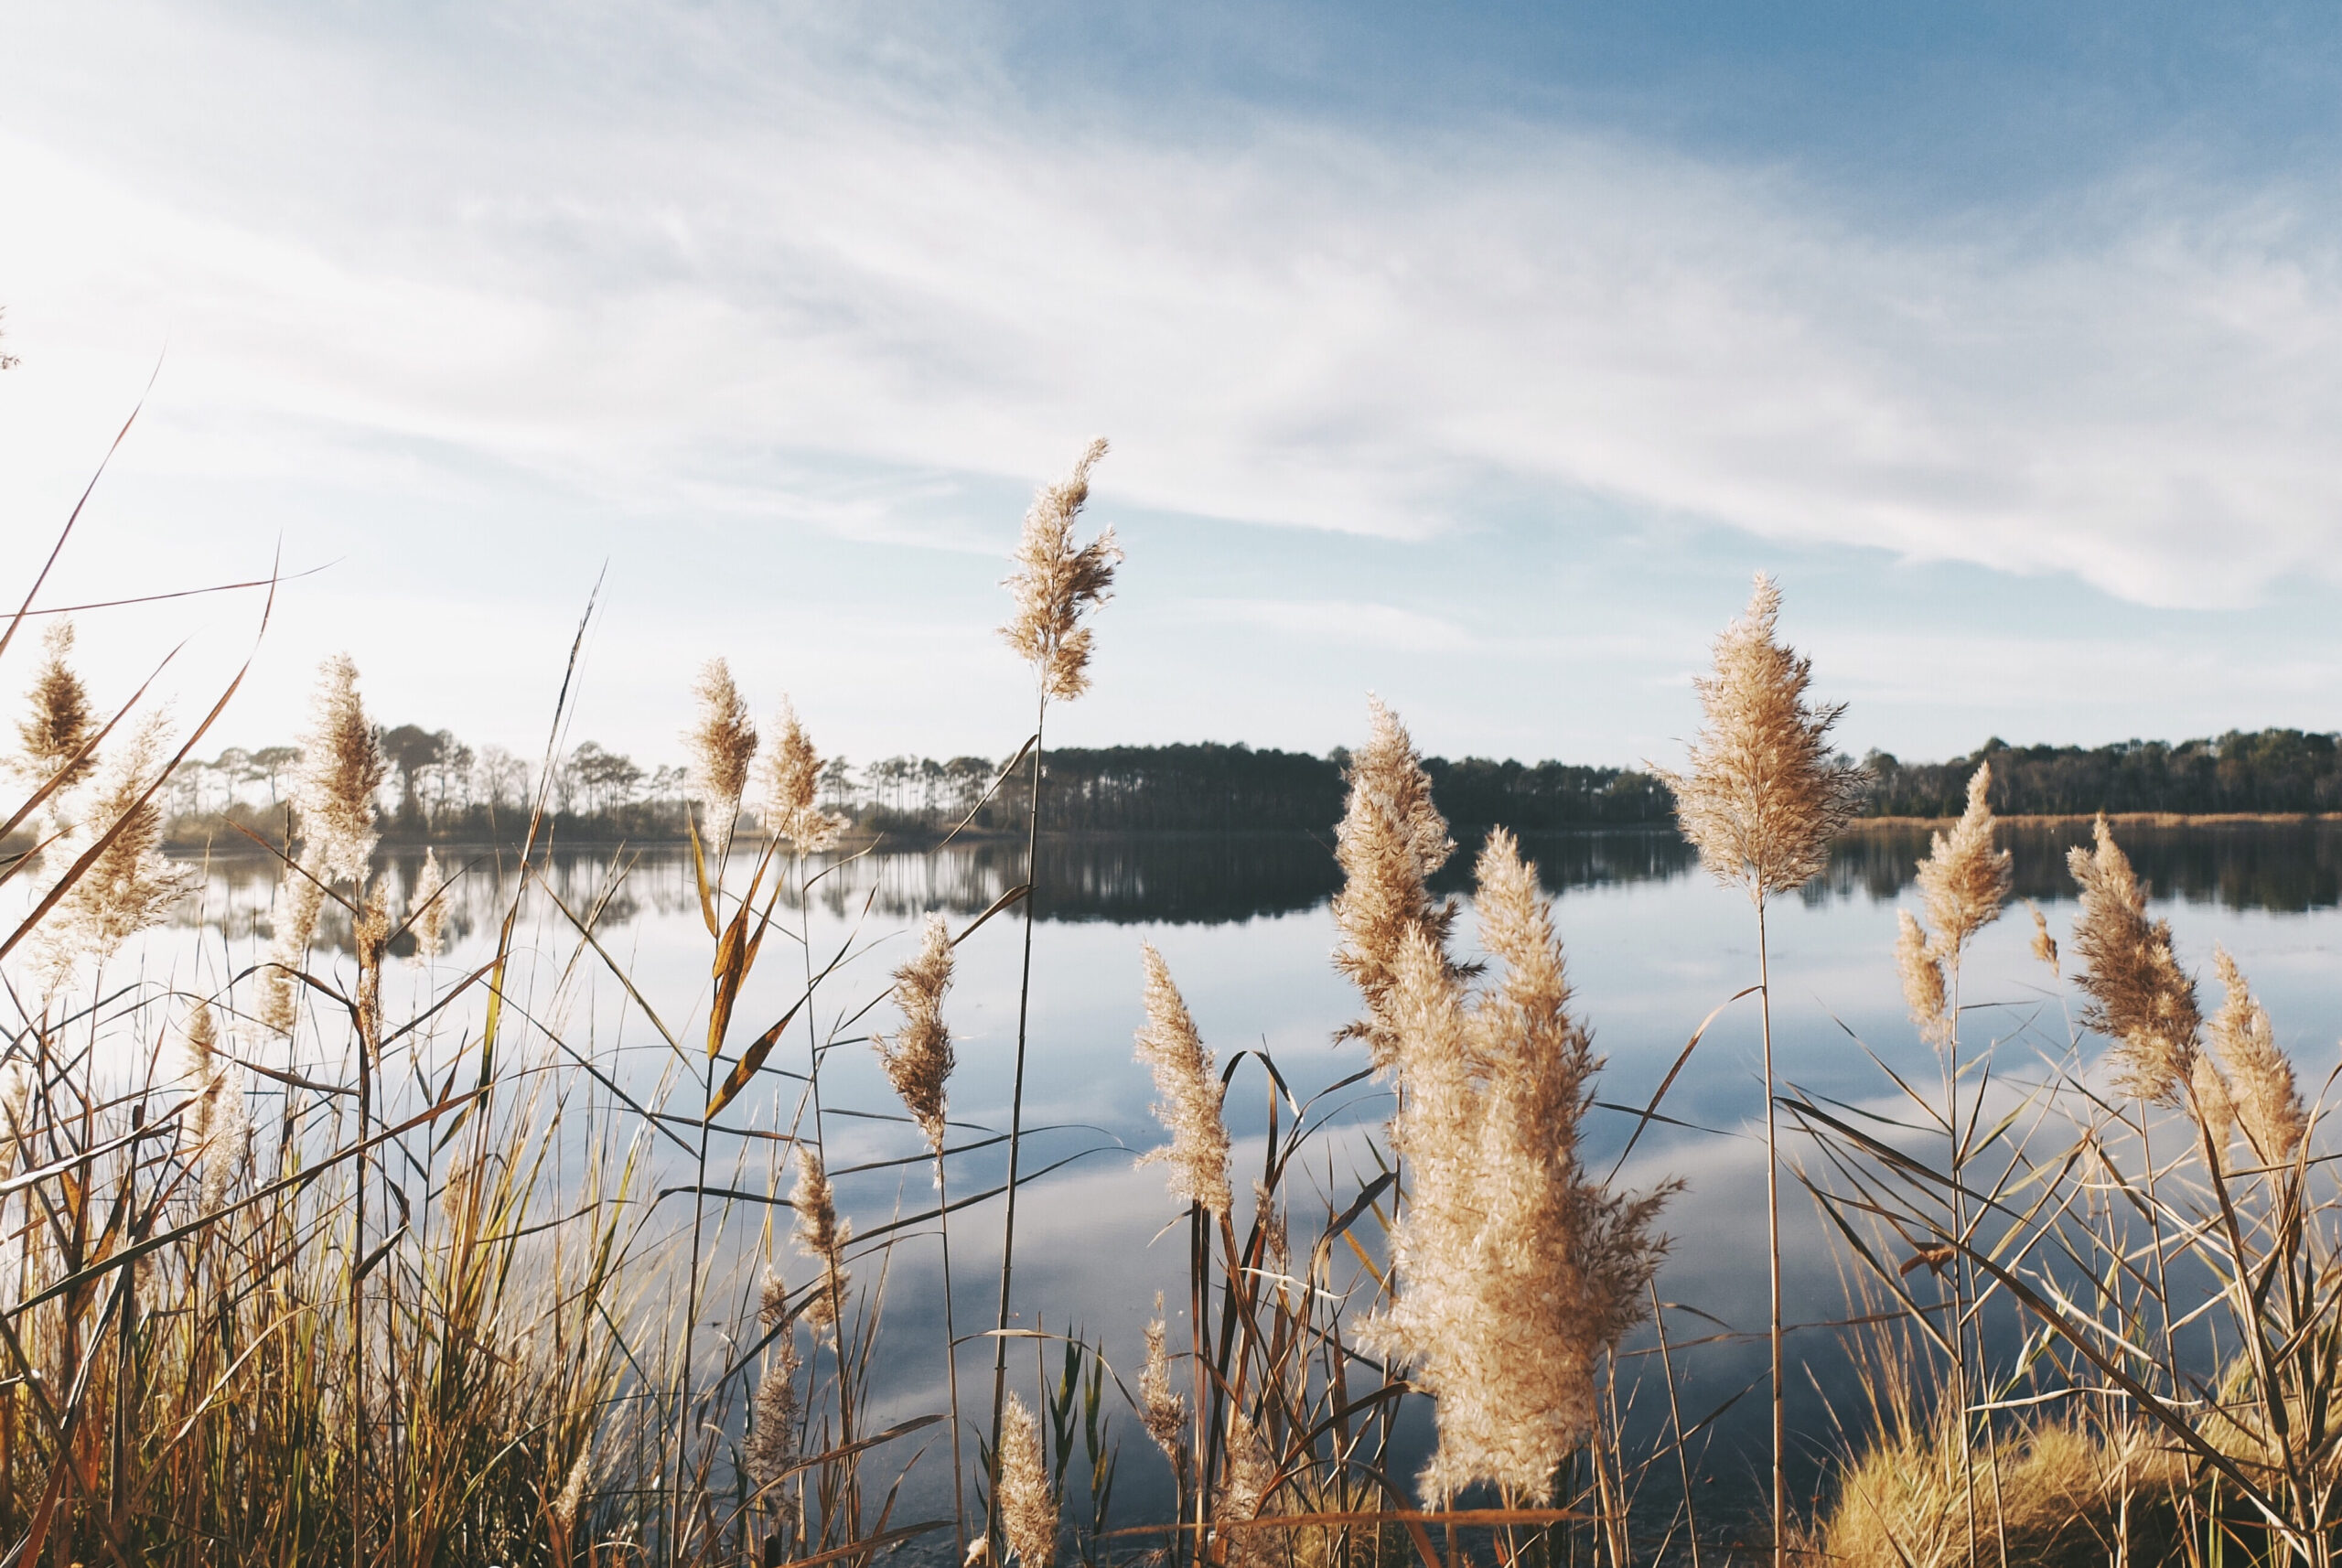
[988,437,1120,1557]
[1655,573,1864,1568]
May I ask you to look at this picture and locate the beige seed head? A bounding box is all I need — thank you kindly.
[759,698,846,852]
[259,854,328,1036]
[1331,697,1458,1066]
[2025,901,2059,974]
[1896,910,1950,1047]
[1133,943,1232,1217]
[1653,575,1867,905]
[2067,816,2202,1104]
[2208,947,2304,1165]
[1139,1294,1185,1463]
[746,1269,804,1510]
[874,913,956,1155]
[790,1146,851,1340]
[1916,764,2012,960]
[16,620,95,791]
[353,882,391,1049]
[1000,439,1120,703]
[182,1000,248,1211]
[409,847,450,962]
[1361,832,1668,1504]
[291,655,384,886]
[687,659,758,826]
[52,711,193,965]
[551,1447,592,1536]
[995,1395,1058,1568]
[1212,1412,1279,1568]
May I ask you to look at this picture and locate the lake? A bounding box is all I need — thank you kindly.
[151,818,2342,1532]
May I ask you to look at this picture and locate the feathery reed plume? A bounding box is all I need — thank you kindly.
[996,1395,1058,1568]
[1654,575,1867,901]
[1000,438,1119,702]
[791,1146,851,1340]
[260,865,326,1035]
[292,654,385,886]
[1330,697,1457,1064]
[1364,832,1668,1503]
[1139,1294,1184,1464]
[1213,1412,1277,1568]
[2025,901,2058,973]
[874,913,955,1153]
[2208,947,2304,1164]
[15,619,95,790]
[409,846,450,963]
[1915,764,2011,958]
[2067,816,2202,1103]
[550,1447,592,1540]
[758,698,846,852]
[1651,575,1854,1568]
[745,1270,803,1532]
[1132,944,1232,1218]
[687,658,757,829]
[50,711,193,967]
[183,1000,248,1211]
[354,883,390,1054]
[1896,909,1949,1047]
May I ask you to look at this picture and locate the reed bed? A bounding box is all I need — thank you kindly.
[5,413,2340,1568]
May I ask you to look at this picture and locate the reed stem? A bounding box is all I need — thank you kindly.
[988,688,1047,1549]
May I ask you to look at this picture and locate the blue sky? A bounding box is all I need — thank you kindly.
[4,2,2339,769]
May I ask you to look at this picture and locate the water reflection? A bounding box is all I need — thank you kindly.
[166,820,2342,950]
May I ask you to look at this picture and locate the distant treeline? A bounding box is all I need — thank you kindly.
[154,725,2342,849]
[1864,730,2342,818]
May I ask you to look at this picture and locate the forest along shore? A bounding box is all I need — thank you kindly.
[144,725,2342,853]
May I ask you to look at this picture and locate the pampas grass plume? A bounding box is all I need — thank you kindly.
[1330,697,1457,1065]
[292,655,384,886]
[410,846,450,962]
[875,912,955,1155]
[688,659,757,824]
[1365,831,1668,1503]
[1133,943,1232,1217]
[1654,575,1866,903]
[1916,764,2011,957]
[54,710,193,965]
[1001,439,1119,703]
[2067,816,2202,1104]
[791,1146,851,1340]
[1896,910,1950,1047]
[2209,947,2305,1164]
[761,698,846,851]
[996,1395,1058,1568]
[16,619,95,790]
[2025,900,2058,973]
[1139,1293,1184,1463]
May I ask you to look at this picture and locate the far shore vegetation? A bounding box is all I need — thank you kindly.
[134,725,2342,850]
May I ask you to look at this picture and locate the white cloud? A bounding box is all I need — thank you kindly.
[5,1,2341,624]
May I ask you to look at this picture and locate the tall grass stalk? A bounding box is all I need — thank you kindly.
[1655,575,1864,1568]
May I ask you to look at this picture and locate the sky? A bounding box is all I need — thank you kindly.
[4,1,2341,770]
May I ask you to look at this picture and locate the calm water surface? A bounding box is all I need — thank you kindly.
[150,822,2342,1525]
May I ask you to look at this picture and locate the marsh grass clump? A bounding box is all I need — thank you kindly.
[1803,1405,2186,1568]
